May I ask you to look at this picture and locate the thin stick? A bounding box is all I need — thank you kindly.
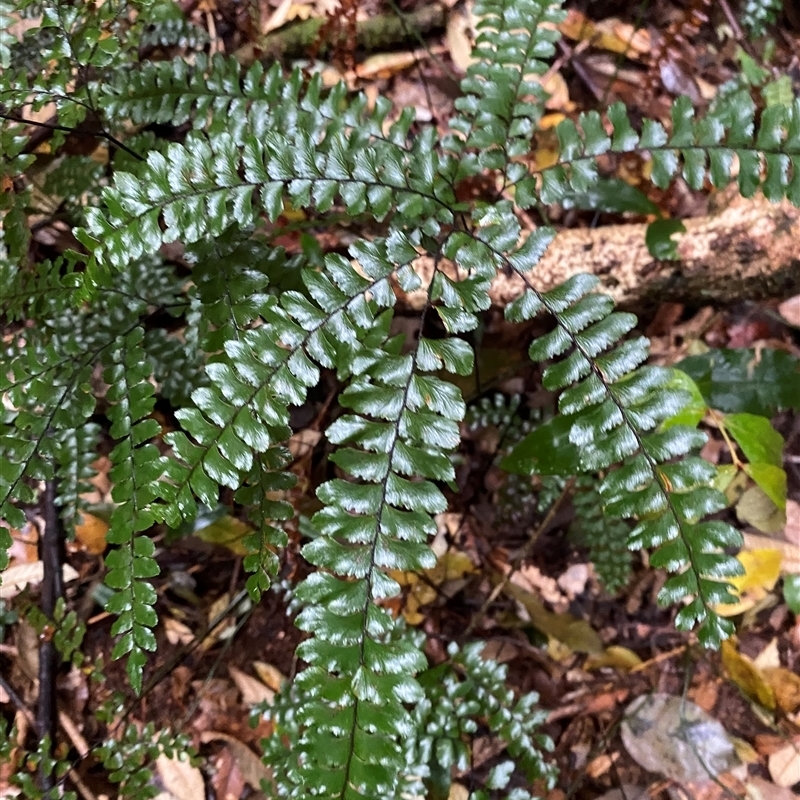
[38,479,63,792]
[463,477,575,638]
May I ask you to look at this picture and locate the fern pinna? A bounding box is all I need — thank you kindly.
[2,0,800,795]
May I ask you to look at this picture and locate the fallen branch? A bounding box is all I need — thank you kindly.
[400,191,800,310]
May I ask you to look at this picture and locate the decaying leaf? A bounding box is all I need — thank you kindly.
[721,640,776,710]
[621,693,740,784]
[229,665,275,706]
[156,752,204,800]
[200,732,273,792]
[768,741,800,788]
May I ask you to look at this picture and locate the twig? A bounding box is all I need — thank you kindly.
[462,477,575,638]
[0,110,144,162]
[38,478,63,792]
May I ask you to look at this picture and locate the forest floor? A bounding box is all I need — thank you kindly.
[2,0,800,799]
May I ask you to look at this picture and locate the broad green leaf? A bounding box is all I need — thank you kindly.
[663,370,707,429]
[677,349,800,416]
[723,412,785,467]
[784,575,800,614]
[645,218,686,260]
[501,413,582,476]
[742,463,787,510]
[558,178,659,215]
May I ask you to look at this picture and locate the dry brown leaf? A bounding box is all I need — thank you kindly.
[164,617,194,646]
[155,752,204,800]
[784,500,800,545]
[753,637,781,670]
[253,661,287,693]
[200,732,273,792]
[768,741,800,787]
[446,5,474,71]
[229,666,275,706]
[0,561,79,600]
[288,428,321,460]
[778,294,800,327]
[559,9,651,58]
[745,775,800,799]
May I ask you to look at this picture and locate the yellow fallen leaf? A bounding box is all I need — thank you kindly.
[763,667,800,713]
[535,148,559,170]
[75,512,109,555]
[721,639,776,710]
[503,580,603,654]
[194,515,252,556]
[585,646,643,671]
[715,548,782,616]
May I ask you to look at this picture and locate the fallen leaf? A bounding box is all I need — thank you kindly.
[503,580,603,654]
[762,667,800,713]
[446,5,474,71]
[252,662,287,693]
[584,646,643,671]
[778,294,800,327]
[743,533,800,574]
[745,775,800,799]
[784,500,800,545]
[768,741,800,787]
[736,485,787,534]
[164,617,194,646]
[0,561,79,600]
[594,788,649,800]
[721,639,776,710]
[715,548,782,616]
[448,783,469,800]
[229,666,275,706]
[621,693,740,783]
[200,733,273,792]
[559,10,651,59]
[74,512,109,555]
[156,752,204,800]
[753,637,781,670]
[194,515,252,556]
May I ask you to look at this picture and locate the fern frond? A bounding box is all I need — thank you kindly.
[507,271,743,646]
[78,88,453,286]
[0,124,35,266]
[0,331,98,560]
[288,261,469,798]
[570,480,631,594]
[235,450,294,602]
[740,0,782,36]
[54,422,101,535]
[544,94,800,206]
[102,328,163,694]
[446,0,565,186]
[0,1,15,69]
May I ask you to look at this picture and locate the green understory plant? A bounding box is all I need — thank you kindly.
[2,0,800,796]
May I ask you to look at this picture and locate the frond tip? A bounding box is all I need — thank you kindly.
[510,272,744,647]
